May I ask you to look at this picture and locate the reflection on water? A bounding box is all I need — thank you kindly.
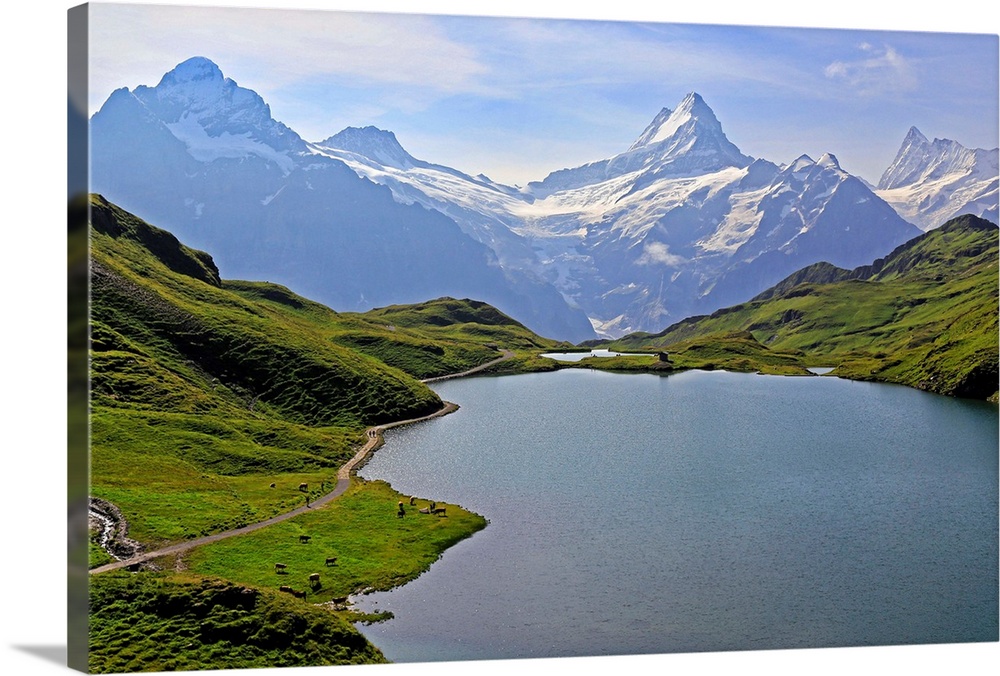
[541,349,649,361]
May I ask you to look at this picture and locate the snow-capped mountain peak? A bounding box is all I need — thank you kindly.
[878,126,981,190]
[139,56,239,120]
[786,153,844,177]
[876,127,998,230]
[528,93,751,197]
[817,152,842,170]
[624,92,747,172]
[902,125,930,147]
[316,126,420,170]
[157,56,225,88]
[627,92,721,151]
[129,56,305,159]
[789,154,815,172]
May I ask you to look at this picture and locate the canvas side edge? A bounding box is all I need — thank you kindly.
[67,3,91,673]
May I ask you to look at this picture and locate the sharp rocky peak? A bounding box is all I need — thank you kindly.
[903,126,930,146]
[617,92,751,177]
[628,92,723,151]
[529,92,750,195]
[787,153,844,172]
[817,153,842,170]
[878,126,985,190]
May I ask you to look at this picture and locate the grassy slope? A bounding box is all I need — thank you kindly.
[89,481,489,673]
[89,573,387,673]
[185,481,487,605]
[89,195,558,546]
[90,194,443,545]
[608,215,999,400]
[330,296,569,379]
[87,195,509,670]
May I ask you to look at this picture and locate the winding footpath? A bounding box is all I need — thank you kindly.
[89,349,514,575]
[421,349,513,383]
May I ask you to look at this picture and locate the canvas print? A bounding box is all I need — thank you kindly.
[68,2,999,673]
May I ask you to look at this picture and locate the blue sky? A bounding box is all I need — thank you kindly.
[83,1,998,186]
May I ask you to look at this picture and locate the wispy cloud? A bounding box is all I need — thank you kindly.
[823,43,917,96]
[637,242,686,267]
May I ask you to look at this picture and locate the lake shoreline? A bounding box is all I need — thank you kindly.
[523,347,999,403]
[353,368,999,662]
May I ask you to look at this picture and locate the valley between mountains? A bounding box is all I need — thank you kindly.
[84,188,995,671]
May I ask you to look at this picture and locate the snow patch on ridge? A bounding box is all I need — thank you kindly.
[166,112,295,174]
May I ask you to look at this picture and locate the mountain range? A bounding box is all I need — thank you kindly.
[91,57,998,341]
[89,57,596,343]
[607,214,998,401]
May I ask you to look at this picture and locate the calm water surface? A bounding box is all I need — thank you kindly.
[356,370,998,662]
[540,349,648,361]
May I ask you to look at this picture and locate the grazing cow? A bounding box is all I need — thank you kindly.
[409,496,416,506]
[309,573,320,584]
[299,535,311,544]
[292,589,307,599]
[397,501,405,518]
[325,557,338,566]
[432,507,447,517]
[279,586,293,593]
[298,483,308,492]
[274,562,287,573]
[269,483,276,488]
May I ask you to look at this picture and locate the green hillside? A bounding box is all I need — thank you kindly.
[89,194,445,545]
[87,195,524,670]
[609,215,999,400]
[89,573,387,672]
[89,193,560,546]
[331,296,567,380]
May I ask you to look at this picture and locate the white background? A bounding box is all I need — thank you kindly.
[2,2,997,675]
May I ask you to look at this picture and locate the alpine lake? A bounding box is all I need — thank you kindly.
[355,367,998,662]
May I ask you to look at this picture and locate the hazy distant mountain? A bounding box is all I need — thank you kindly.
[312,126,540,274]
[876,127,998,231]
[90,57,596,343]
